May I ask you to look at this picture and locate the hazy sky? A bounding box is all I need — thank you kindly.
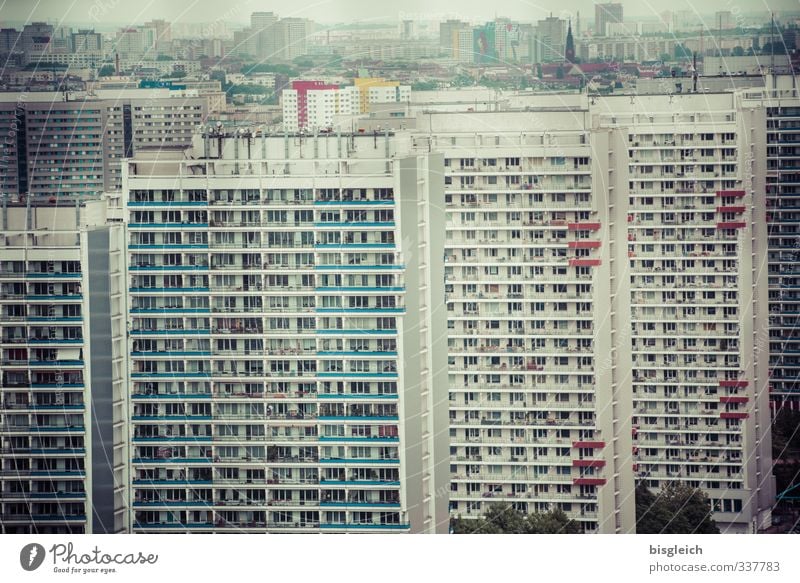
[0,0,794,26]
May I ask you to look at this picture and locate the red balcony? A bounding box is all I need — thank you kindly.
[720,412,749,419]
[716,206,745,213]
[569,258,601,267]
[572,459,606,468]
[716,222,746,229]
[719,380,748,388]
[573,478,606,486]
[716,190,745,197]
[572,440,605,449]
[719,396,749,404]
[568,241,601,249]
[567,222,601,231]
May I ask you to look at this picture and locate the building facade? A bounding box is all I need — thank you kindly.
[0,197,126,534]
[122,131,448,533]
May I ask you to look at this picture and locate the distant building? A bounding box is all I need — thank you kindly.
[534,16,567,63]
[0,90,208,198]
[283,80,410,132]
[71,29,102,53]
[595,3,623,37]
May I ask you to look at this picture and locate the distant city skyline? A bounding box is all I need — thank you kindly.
[0,0,798,27]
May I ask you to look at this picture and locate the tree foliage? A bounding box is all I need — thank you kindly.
[451,503,580,534]
[635,482,720,534]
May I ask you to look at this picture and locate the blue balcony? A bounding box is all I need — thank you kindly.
[26,273,81,279]
[317,351,397,356]
[132,457,213,464]
[317,329,397,335]
[30,470,86,477]
[29,360,84,367]
[315,308,404,314]
[131,415,212,421]
[319,416,398,421]
[132,479,212,485]
[30,514,87,521]
[315,265,403,270]
[131,393,212,400]
[314,200,393,206]
[30,448,85,454]
[29,426,85,432]
[129,265,209,271]
[31,383,84,389]
[315,287,404,292]
[317,393,398,399]
[132,501,212,507]
[320,480,400,486]
[28,338,83,344]
[128,201,208,207]
[318,372,398,378]
[131,373,211,379]
[133,522,214,529]
[29,492,86,499]
[129,245,210,250]
[129,223,209,228]
[320,458,399,464]
[26,295,83,300]
[130,330,211,336]
[129,287,210,293]
[131,309,211,314]
[27,317,83,322]
[132,436,212,443]
[131,351,212,357]
[314,243,395,250]
[313,222,395,228]
[320,501,401,507]
[319,436,399,443]
[29,405,84,411]
[320,523,408,530]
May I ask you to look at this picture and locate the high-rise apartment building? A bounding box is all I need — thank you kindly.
[410,108,635,533]
[0,90,208,198]
[0,196,127,534]
[534,16,567,63]
[70,29,102,53]
[595,3,624,37]
[251,12,279,60]
[596,93,774,533]
[399,90,775,533]
[739,77,800,411]
[277,18,312,61]
[122,130,448,533]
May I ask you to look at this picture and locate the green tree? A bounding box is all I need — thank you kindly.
[732,46,745,57]
[526,507,581,533]
[636,482,720,534]
[451,503,581,534]
[98,64,116,77]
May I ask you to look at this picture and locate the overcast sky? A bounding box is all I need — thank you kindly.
[0,0,795,26]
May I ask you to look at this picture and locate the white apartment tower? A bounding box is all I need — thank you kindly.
[0,196,127,534]
[597,93,775,533]
[414,109,636,533]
